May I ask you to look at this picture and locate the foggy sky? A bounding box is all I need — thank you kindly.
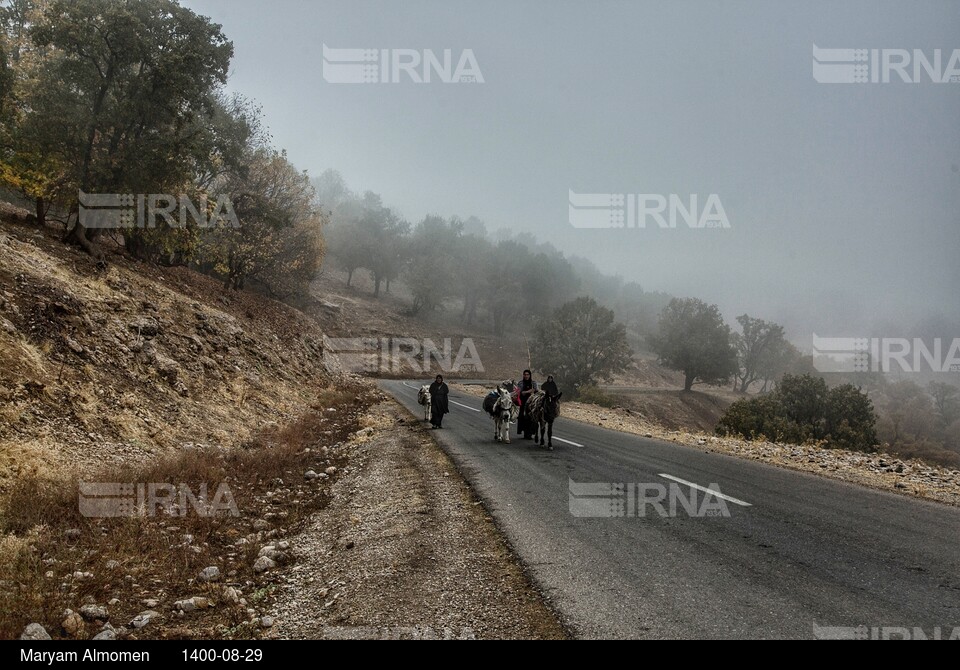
[182,0,960,342]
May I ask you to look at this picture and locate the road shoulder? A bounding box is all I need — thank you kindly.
[268,399,568,639]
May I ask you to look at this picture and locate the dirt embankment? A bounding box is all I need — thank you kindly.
[0,222,327,485]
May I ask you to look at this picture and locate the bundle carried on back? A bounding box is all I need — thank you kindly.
[482,391,498,416]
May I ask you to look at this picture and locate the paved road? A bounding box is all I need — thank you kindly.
[382,380,960,639]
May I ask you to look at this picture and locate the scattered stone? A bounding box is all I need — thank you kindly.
[198,566,220,582]
[130,316,160,337]
[304,470,318,480]
[222,587,241,604]
[142,599,159,608]
[79,604,109,621]
[92,624,117,641]
[175,598,197,613]
[64,528,81,540]
[20,623,51,640]
[325,466,338,476]
[105,559,120,570]
[64,335,85,356]
[260,616,274,629]
[258,545,279,559]
[130,610,160,629]
[62,610,84,637]
[253,556,277,573]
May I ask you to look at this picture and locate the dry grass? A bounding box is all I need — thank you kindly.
[0,381,376,640]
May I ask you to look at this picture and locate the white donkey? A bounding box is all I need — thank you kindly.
[417,384,431,422]
[486,384,519,443]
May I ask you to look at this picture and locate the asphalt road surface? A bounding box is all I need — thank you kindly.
[382,380,960,639]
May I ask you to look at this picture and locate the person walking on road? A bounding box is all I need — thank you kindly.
[429,375,449,429]
[516,369,539,439]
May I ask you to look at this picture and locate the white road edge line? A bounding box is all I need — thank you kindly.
[552,436,584,448]
[658,473,752,507]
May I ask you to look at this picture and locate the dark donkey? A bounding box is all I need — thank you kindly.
[526,390,562,450]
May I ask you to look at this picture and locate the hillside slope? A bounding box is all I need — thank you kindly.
[0,220,327,485]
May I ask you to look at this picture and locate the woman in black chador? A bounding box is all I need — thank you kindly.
[429,375,449,429]
[516,369,539,439]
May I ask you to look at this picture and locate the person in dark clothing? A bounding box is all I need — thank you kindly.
[542,375,559,398]
[429,375,449,429]
[517,369,539,439]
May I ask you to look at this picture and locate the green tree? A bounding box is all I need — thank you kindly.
[205,147,324,298]
[15,0,232,260]
[928,381,960,427]
[355,192,407,297]
[531,296,633,396]
[777,373,828,439]
[825,383,878,451]
[717,374,877,451]
[731,314,787,393]
[649,297,738,391]
[716,394,791,442]
[404,214,458,314]
[483,240,526,336]
[452,233,492,325]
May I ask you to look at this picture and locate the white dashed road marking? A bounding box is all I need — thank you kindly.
[658,473,752,507]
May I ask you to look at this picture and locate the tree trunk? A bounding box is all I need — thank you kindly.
[373,276,381,298]
[683,371,695,391]
[346,268,354,286]
[63,205,106,265]
[35,197,45,227]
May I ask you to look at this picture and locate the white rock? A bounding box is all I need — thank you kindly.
[92,625,117,641]
[253,556,277,573]
[130,610,160,629]
[198,566,220,582]
[20,623,51,640]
